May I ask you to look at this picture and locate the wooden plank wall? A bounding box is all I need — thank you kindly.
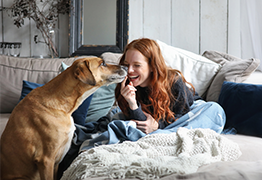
[1,0,241,58]
[129,0,241,57]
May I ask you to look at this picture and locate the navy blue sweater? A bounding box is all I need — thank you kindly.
[128,77,201,129]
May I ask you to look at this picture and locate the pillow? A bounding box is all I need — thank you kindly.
[0,55,76,113]
[100,52,122,64]
[62,61,117,123]
[218,81,262,137]
[71,94,93,126]
[19,80,93,126]
[156,40,221,97]
[85,84,116,122]
[202,51,260,102]
[19,81,44,102]
[61,56,97,71]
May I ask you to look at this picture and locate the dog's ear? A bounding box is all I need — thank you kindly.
[74,60,96,85]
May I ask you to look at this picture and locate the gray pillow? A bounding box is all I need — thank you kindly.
[85,84,116,122]
[100,52,122,64]
[202,51,260,102]
[0,55,76,113]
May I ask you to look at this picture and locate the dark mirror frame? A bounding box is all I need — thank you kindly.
[69,0,129,57]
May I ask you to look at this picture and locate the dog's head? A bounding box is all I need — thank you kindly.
[73,57,127,86]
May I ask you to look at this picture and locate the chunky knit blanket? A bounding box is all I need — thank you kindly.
[61,128,241,180]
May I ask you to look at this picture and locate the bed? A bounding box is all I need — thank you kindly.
[60,40,262,179]
[1,39,262,180]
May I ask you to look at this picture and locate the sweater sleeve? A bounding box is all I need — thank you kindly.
[171,77,194,118]
[128,103,147,121]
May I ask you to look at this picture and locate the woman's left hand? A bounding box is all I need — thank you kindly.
[132,112,159,134]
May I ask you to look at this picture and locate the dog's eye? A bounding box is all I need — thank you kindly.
[101,61,107,67]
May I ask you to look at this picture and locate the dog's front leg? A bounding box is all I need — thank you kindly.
[36,157,55,180]
[54,163,60,180]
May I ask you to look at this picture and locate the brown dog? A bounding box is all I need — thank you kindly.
[0,57,127,180]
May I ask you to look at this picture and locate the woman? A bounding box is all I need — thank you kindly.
[115,38,224,134]
[58,38,226,176]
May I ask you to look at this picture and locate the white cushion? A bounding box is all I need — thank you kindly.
[156,40,221,97]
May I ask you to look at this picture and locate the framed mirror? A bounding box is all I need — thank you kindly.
[69,0,129,57]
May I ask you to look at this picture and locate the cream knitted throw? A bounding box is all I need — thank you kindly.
[61,128,241,180]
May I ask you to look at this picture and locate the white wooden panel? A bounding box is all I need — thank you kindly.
[143,0,172,44]
[240,0,262,71]
[240,0,253,59]
[129,0,143,42]
[0,5,2,42]
[228,0,241,57]
[171,0,200,54]
[1,0,248,59]
[200,0,228,54]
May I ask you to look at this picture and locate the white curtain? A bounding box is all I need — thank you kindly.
[241,0,262,71]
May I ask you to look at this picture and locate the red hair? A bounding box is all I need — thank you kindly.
[115,38,194,123]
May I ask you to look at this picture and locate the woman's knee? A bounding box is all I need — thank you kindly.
[206,101,226,127]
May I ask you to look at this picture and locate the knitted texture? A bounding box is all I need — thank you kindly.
[61,128,241,180]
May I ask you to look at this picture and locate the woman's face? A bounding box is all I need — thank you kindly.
[124,49,152,87]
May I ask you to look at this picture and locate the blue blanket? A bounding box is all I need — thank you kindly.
[80,100,226,152]
[57,100,225,178]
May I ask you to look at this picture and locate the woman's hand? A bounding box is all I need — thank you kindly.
[132,112,159,134]
[120,76,138,110]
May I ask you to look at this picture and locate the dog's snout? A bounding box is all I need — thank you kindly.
[121,65,128,72]
[119,66,128,76]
